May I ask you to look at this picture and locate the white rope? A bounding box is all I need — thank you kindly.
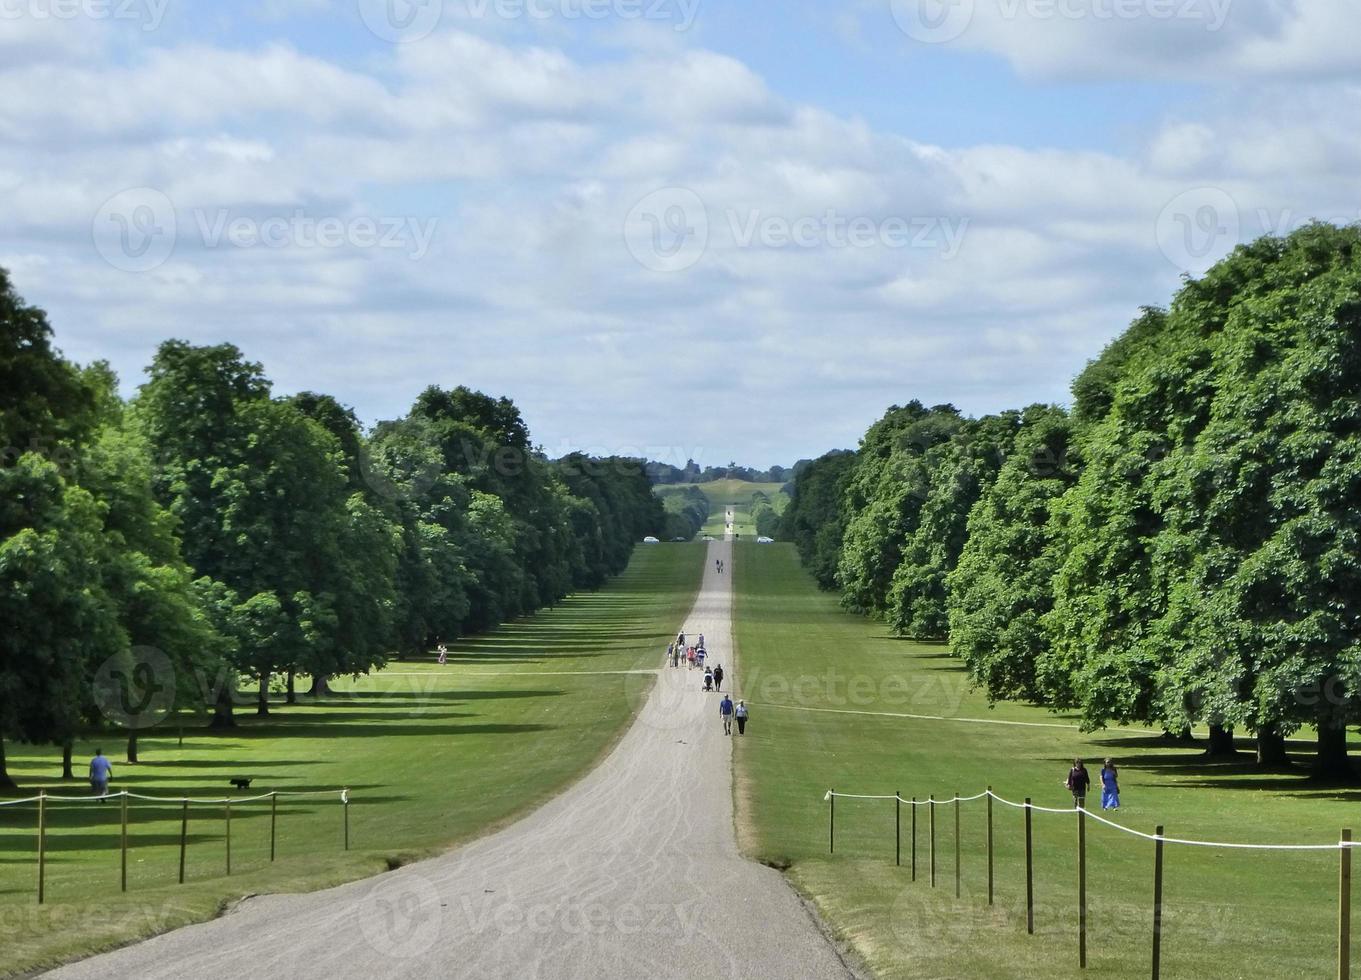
[0,788,349,808]
[824,788,1351,851]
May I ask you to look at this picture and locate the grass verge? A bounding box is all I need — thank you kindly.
[731,541,1355,979]
[0,543,704,976]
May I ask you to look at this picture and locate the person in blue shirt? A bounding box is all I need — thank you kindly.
[89,748,113,799]
[719,694,734,735]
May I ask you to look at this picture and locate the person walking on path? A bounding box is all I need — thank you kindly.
[704,667,714,692]
[1100,759,1120,810]
[89,748,113,799]
[696,647,706,670]
[713,664,724,691]
[719,694,734,735]
[1066,759,1091,809]
[734,700,748,735]
[677,631,685,649]
[698,633,705,650]
[437,642,448,665]
[687,646,696,669]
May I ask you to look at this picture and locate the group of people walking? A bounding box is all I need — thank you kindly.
[669,629,748,735]
[1065,758,1120,810]
[714,558,725,574]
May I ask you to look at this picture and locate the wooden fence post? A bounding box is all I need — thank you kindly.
[120,792,128,893]
[37,791,46,905]
[1152,824,1165,980]
[1341,828,1352,980]
[954,793,962,900]
[829,789,834,855]
[912,797,918,882]
[1025,798,1034,935]
[270,793,278,862]
[178,801,188,885]
[344,790,350,851]
[929,795,937,888]
[1079,806,1088,969]
[987,788,995,907]
[225,800,232,875]
[895,791,901,867]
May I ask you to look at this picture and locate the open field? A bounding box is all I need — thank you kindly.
[731,542,1355,980]
[681,479,787,539]
[0,545,704,977]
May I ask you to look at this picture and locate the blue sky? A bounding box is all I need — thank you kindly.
[3,0,1360,467]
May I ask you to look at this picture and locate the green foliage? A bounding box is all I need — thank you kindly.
[656,484,710,540]
[0,268,665,775]
[781,450,857,589]
[837,402,963,616]
[947,405,1080,701]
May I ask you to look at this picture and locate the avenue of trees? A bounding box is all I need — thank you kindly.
[0,268,663,787]
[783,223,1361,775]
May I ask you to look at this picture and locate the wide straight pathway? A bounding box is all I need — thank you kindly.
[48,542,854,980]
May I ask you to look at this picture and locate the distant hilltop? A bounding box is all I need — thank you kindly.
[646,459,803,486]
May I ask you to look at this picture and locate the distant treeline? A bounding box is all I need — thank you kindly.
[0,267,663,786]
[647,460,794,485]
[657,485,711,540]
[783,224,1361,775]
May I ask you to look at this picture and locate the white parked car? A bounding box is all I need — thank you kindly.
[756,536,775,544]
[702,535,716,541]
[643,536,660,544]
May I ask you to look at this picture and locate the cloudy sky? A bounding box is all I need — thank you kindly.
[3,0,1359,467]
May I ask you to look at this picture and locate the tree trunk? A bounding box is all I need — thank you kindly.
[0,737,12,790]
[307,674,332,697]
[1315,723,1352,779]
[257,672,270,716]
[1205,723,1237,757]
[126,733,139,764]
[210,687,236,729]
[62,741,74,779]
[286,668,297,705]
[1256,725,1288,767]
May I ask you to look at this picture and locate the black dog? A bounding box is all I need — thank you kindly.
[230,777,252,791]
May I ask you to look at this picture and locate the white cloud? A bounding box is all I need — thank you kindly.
[3,17,1360,464]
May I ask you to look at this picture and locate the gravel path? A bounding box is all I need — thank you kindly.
[47,542,854,980]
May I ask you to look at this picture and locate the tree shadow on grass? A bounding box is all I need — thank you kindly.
[231,721,556,740]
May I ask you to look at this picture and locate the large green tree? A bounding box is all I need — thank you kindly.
[947,405,1080,701]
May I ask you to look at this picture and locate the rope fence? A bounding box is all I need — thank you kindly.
[0,788,351,904]
[823,787,1355,978]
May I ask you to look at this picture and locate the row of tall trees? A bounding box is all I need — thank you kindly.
[0,268,663,787]
[784,224,1361,774]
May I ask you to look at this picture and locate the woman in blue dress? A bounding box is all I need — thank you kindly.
[1100,759,1120,810]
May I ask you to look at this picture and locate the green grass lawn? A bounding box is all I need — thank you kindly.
[682,479,786,539]
[731,542,1354,980]
[0,544,704,977]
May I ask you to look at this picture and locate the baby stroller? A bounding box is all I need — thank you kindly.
[703,668,714,692]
